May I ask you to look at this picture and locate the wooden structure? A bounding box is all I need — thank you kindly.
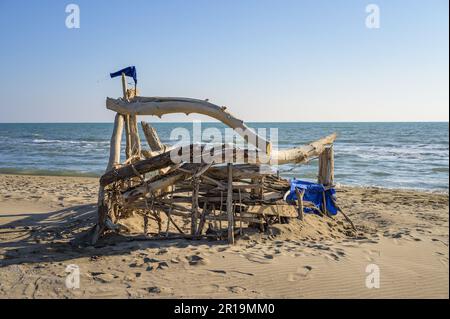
[90,77,339,244]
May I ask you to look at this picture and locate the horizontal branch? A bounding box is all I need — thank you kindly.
[106,96,271,153]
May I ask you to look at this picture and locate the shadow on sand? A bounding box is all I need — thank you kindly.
[0,204,223,267]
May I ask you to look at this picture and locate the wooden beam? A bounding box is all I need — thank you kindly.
[100,148,176,186]
[318,145,334,186]
[128,115,141,157]
[274,133,337,165]
[206,164,272,180]
[123,171,186,202]
[121,73,132,160]
[106,96,272,154]
[101,134,336,187]
[227,163,234,244]
[295,188,305,221]
[191,177,199,235]
[100,144,247,186]
[106,113,124,171]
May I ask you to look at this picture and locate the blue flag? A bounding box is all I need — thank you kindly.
[110,66,137,85]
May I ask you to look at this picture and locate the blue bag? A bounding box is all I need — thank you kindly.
[285,179,338,215]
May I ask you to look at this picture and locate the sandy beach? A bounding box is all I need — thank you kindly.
[0,174,448,299]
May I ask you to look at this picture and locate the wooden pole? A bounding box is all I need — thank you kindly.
[196,201,208,236]
[227,163,235,244]
[191,177,199,235]
[121,73,132,159]
[124,116,131,159]
[318,145,334,186]
[295,188,305,221]
[106,113,124,171]
[121,73,128,99]
[121,73,141,158]
[92,112,124,244]
[129,115,141,157]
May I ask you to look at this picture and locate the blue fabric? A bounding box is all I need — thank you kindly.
[110,66,137,85]
[286,179,338,215]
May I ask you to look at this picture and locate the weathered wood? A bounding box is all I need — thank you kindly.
[100,144,247,186]
[191,177,199,235]
[196,202,208,236]
[96,98,339,245]
[322,191,329,217]
[122,163,203,201]
[227,163,234,244]
[141,121,165,151]
[121,73,132,159]
[92,113,124,244]
[318,145,334,186]
[100,148,176,186]
[126,88,139,99]
[165,212,185,234]
[128,115,141,157]
[206,164,273,180]
[102,133,336,187]
[140,121,172,189]
[332,199,357,231]
[106,113,124,171]
[124,115,132,159]
[121,73,128,100]
[106,96,272,154]
[295,188,305,221]
[273,133,337,165]
[123,171,186,202]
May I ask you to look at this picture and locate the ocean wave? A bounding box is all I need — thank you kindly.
[1,122,448,192]
[32,139,109,145]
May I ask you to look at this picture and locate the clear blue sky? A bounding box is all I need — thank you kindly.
[0,0,448,122]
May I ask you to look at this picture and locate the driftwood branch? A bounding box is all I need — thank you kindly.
[141,121,165,151]
[100,134,336,187]
[106,96,271,154]
[274,133,337,165]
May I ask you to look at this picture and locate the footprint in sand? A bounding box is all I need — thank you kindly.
[91,272,116,283]
[244,253,273,264]
[208,269,227,275]
[363,248,380,262]
[146,286,173,294]
[157,248,169,255]
[439,257,448,268]
[185,255,210,266]
[228,286,247,294]
[287,266,313,282]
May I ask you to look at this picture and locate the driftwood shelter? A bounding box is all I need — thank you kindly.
[90,72,345,245]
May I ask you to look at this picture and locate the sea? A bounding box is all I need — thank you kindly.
[0,122,448,192]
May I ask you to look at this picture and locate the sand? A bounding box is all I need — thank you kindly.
[0,174,448,299]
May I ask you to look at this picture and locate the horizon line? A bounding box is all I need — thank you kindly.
[0,120,449,124]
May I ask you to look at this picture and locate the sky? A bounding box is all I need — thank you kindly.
[0,0,448,123]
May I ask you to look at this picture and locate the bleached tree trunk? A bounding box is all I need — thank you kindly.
[141,121,165,151]
[100,134,337,187]
[92,113,124,244]
[106,113,124,171]
[273,133,337,165]
[318,145,334,186]
[128,115,141,157]
[106,96,272,155]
